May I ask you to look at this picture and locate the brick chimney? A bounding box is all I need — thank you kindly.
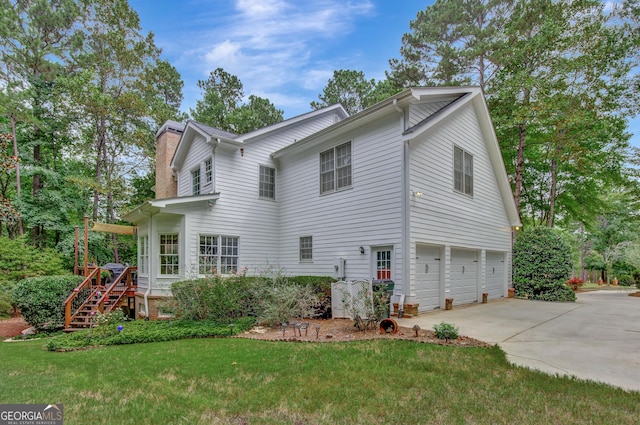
[155,120,184,199]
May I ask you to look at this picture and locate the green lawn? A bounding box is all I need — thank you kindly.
[1,338,639,424]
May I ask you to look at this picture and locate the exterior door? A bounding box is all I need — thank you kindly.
[416,245,441,312]
[373,247,393,280]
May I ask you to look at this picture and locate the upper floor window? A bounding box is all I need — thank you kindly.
[299,236,313,262]
[204,158,213,184]
[454,146,473,196]
[259,165,276,199]
[320,141,351,194]
[192,167,201,195]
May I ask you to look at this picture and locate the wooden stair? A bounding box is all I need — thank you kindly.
[64,266,137,331]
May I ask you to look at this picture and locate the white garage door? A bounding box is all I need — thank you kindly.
[485,251,506,299]
[416,245,441,312]
[449,249,478,305]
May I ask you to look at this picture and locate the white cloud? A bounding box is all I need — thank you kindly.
[204,40,243,67]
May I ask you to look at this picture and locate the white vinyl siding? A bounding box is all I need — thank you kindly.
[299,236,313,262]
[278,113,404,283]
[454,146,473,196]
[409,102,512,306]
[159,234,179,275]
[192,167,201,195]
[320,141,351,194]
[259,165,276,199]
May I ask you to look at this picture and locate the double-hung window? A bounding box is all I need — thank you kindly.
[159,234,179,275]
[192,167,201,195]
[198,235,218,274]
[454,146,473,196]
[299,236,313,262]
[320,141,351,194]
[198,235,239,274]
[259,165,276,199]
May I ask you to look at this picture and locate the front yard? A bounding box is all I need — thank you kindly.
[1,337,638,424]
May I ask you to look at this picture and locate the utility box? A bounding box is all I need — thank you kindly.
[333,257,346,280]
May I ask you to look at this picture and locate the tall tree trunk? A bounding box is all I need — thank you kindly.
[10,114,23,235]
[514,122,525,214]
[547,156,557,227]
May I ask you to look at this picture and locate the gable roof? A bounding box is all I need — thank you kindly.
[170,104,349,170]
[271,86,521,227]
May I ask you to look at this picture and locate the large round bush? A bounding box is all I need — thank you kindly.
[13,275,84,331]
[513,227,575,302]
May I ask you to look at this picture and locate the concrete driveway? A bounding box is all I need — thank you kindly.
[397,290,640,392]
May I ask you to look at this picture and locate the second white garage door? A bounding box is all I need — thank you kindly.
[415,245,441,312]
[449,249,478,305]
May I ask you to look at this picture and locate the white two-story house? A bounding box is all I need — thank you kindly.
[124,87,521,319]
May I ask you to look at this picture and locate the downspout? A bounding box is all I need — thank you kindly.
[143,209,156,320]
[393,99,410,315]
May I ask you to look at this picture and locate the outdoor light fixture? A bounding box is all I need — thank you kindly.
[412,190,423,197]
[359,246,365,255]
[240,147,244,157]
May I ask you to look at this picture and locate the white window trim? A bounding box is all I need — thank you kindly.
[139,234,149,276]
[204,157,213,184]
[320,141,352,195]
[191,166,201,195]
[299,235,313,263]
[258,164,276,200]
[159,233,180,276]
[453,145,473,197]
[198,234,240,275]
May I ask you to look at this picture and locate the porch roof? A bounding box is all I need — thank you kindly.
[122,193,220,224]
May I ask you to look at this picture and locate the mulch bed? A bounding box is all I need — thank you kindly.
[1,316,491,348]
[0,316,30,338]
[237,318,491,348]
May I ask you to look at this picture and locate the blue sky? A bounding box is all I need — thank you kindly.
[130,0,429,118]
[130,0,638,146]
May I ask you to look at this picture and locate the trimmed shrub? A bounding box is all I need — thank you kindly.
[513,227,576,302]
[171,275,334,325]
[172,276,264,321]
[13,275,83,331]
